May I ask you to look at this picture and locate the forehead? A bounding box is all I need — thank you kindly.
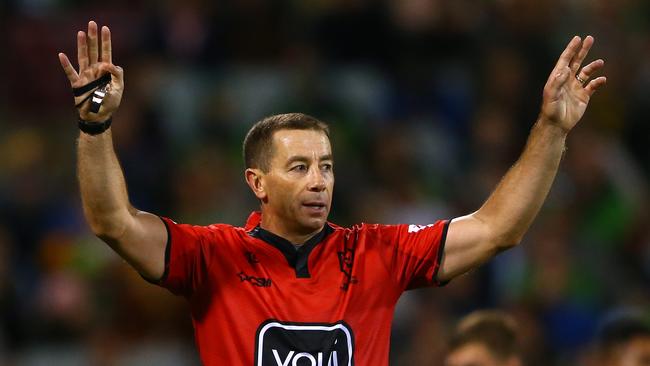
[446,343,498,366]
[271,129,331,160]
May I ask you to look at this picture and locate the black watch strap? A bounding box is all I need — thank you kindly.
[78,117,112,135]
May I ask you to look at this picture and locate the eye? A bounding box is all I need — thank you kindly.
[321,163,333,171]
[290,164,307,172]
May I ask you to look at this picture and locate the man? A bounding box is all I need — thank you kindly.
[58,20,606,365]
[593,310,650,366]
[445,310,522,366]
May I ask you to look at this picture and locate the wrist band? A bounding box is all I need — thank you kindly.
[78,117,112,135]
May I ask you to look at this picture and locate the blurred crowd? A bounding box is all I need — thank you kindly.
[2,0,650,365]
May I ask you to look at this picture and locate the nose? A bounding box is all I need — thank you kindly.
[307,166,326,192]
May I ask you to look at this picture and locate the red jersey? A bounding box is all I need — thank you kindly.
[157,211,449,365]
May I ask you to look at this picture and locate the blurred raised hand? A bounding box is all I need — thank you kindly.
[539,35,606,132]
[58,21,124,123]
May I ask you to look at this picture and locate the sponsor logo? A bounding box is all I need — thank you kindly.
[237,271,272,287]
[255,320,354,366]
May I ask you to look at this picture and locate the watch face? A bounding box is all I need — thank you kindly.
[255,320,354,366]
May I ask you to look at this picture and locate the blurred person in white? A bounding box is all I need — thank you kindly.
[57,20,606,365]
[593,309,650,366]
[445,310,522,366]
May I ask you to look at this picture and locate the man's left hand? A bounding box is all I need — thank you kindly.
[539,35,606,133]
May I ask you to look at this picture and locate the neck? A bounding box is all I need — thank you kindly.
[259,213,323,245]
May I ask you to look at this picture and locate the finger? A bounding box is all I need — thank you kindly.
[77,31,89,71]
[99,63,124,89]
[555,36,582,71]
[584,76,607,96]
[577,59,604,81]
[101,26,112,64]
[58,52,79,83]
[570,35,594,74]
[99,63,123,78]
[88,21,99,65]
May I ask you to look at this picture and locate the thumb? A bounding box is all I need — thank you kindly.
[99,63,124,89]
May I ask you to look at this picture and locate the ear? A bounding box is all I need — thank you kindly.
[245,168,267,200]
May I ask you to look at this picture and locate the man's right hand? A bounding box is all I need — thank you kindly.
[59,21,124,123]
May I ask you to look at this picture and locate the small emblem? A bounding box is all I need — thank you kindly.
[337,247,358,291]
[246,251,259,264]
[407,224,434,233]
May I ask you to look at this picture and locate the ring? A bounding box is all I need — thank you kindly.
[575,74,587,85]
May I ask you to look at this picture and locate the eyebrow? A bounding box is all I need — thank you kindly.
[285,154,333,166]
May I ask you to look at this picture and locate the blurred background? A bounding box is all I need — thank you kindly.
[2,0,650,365]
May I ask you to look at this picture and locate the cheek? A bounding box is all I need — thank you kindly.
[267,178,299,204]
[323,173,334,189]
[328,178,335,198]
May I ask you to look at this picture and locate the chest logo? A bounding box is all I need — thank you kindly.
[255,320,354,366]
[237,271,272,288]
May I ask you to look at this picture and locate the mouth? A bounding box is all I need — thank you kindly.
[302,201,327,214]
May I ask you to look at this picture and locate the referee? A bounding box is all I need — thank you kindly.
[59,21,606,365]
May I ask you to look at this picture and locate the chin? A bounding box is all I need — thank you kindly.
[300,216,327,232]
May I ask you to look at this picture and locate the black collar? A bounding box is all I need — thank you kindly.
[249,224,334,278]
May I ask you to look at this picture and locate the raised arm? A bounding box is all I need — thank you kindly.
[437,36,607,282]
[59,21,167,280]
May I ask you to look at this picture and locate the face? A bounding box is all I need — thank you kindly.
[248,129,334,237]
[445,343,518,366]
[614,337,650,366]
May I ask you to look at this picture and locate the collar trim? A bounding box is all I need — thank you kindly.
[249,224,334,278]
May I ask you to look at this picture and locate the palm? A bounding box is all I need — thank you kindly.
[543,78,590,130]
[73,64,105,88]
[539,36,606,133]
[74,63,123,121]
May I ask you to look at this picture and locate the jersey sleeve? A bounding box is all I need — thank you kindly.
[155,216,224,297]
[374,220,450,291]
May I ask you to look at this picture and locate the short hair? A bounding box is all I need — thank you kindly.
[596,309,650,357]
[243,113,330,172]
[448,310,520,361]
